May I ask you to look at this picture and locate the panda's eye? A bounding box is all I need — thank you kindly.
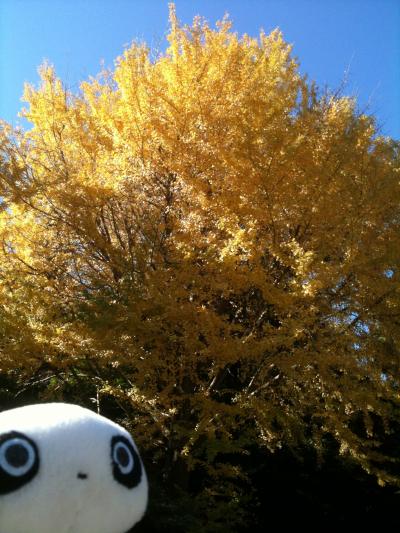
[113,441,134,474]
[0,437,36,476]
[0,432,39,494]
[111,435,142,489]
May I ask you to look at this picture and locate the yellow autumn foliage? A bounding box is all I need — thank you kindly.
[0,6,399,520]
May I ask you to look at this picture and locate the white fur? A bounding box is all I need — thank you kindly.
[0,403,148,533]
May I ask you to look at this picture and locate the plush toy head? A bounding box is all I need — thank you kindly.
[0,403,148,533]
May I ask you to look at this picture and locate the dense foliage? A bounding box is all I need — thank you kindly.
[1,6,399,530]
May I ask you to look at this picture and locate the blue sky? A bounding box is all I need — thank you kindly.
[1,0,399,139]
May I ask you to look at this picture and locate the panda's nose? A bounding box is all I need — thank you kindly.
[77,472,88,480]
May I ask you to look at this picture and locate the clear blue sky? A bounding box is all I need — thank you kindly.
[1,0,399,139]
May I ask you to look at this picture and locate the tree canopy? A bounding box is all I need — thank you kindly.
[0,6,399,530]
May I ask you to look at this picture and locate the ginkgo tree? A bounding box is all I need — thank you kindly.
[0,5,399,530]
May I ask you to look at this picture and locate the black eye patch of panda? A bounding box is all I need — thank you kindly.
[111,435,142,489]
[0,431,39,495]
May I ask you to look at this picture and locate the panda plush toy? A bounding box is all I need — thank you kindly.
[0,403,148,533]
